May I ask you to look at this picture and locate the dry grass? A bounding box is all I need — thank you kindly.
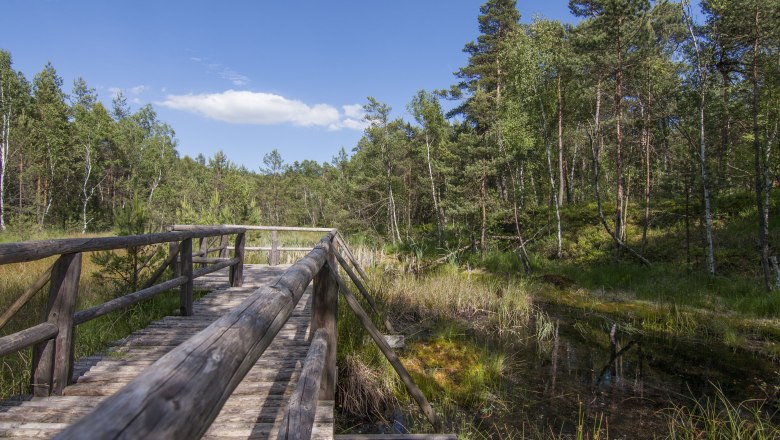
[378,266,534,338]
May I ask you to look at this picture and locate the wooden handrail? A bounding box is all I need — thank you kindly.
[73,276,189,325]
[0,227,245,265]
[0,322,58,357]
[279,327,329,440]
[0,228,247,385]
[54,232,335,440]
[174,224,334,233]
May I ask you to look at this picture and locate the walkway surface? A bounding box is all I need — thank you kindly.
[0,264,334,439]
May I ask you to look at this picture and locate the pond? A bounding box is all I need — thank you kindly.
[365,302,780,438]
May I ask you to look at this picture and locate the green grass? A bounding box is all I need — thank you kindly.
[665,385,780,440]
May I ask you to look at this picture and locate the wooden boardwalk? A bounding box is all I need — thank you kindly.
[0,264,334,439]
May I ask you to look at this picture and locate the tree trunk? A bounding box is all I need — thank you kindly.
[641,97,651,254]
[752,20,771,290]
[480,169,487,253]
[700,91,716,276]
[557,74,566,207]
[614,52,625,262]
[425,133,444,245]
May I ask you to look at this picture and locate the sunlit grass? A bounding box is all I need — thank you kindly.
[665,385,780,440]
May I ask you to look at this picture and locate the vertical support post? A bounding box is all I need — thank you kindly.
[229,232,245,287]
[219,234,229,259]
[198,237,207,268]
[31,252,81,396]
[269,229,280,266]
[179,238,193,316]
[169,242,180,277]
[310,236,338,399]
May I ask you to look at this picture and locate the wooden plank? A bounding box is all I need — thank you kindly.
[73,276,188,325]
[279,328,329,440]
[330,266,442,433]
[0,264,53,330]
[335,435,457,440]
[0,323,58,357]
[191,257,228,264]
[192,257,240,279]
[229,232,244,287]
[335,232,370,282]
[179,238,193,317]
[0,227,246,265]
[245,246,315,252]
[175,225,334,233]
[269,229,280,266]
[333,250,396,333]
[53,234,334,440]
[31,253,81,397]
[310,240,337,400]
[141,242,180,290]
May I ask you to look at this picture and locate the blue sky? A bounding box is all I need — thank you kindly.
[2,1,695,170]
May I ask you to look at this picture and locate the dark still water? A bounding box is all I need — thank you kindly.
[376,304,780,438]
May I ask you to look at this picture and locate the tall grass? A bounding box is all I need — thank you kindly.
[379,265,534,338]
[665,385,780,440]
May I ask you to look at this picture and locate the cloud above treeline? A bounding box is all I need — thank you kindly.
[158,90,367,131]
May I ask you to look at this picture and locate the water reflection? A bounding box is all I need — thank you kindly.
[505,305,780,438]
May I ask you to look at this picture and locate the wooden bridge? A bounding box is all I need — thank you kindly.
[0,226,453,439]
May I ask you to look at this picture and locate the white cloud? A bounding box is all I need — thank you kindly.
[217,68,250,86]
[159,90,371,130]
[342,104,364,119]
[130,85,147,95]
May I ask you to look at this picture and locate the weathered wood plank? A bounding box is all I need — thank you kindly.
[74,276,188,325]
[53,234,334,440]
[335,435,457,440]
[0,228,245,265]
[269,229,280,266]
[311,240,337,400]
[279,328,329,440]
[229,232,245,287]
[192,257,240,278]
[245,246,316,252]
[179,238,194,317]
[31,253,81,397]
[0,323,58,357]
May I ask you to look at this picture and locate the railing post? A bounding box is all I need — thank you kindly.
[268,229,280,266]
[179,238,193,316]
[198,237,207,268]
[219,234,229,258]
[31,252,81,396]
[229,232,245,287]
[169,242,180,277]
[310,236,338,399]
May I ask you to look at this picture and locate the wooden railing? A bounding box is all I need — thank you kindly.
[0,226,247,397]
[172,224,334,266]
[54,231,338,439]
[0,225,441,439]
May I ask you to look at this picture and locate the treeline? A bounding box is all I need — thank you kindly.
[0,53,353,232]
[1,0,779,288]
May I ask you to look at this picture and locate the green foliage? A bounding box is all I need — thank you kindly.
[90,199,164,294]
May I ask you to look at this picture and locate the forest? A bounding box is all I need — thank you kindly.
[1,0,780,437]
[2,1,779,292]
[1,0,779,288]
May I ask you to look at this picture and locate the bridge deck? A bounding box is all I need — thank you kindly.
[0,264,334,439]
